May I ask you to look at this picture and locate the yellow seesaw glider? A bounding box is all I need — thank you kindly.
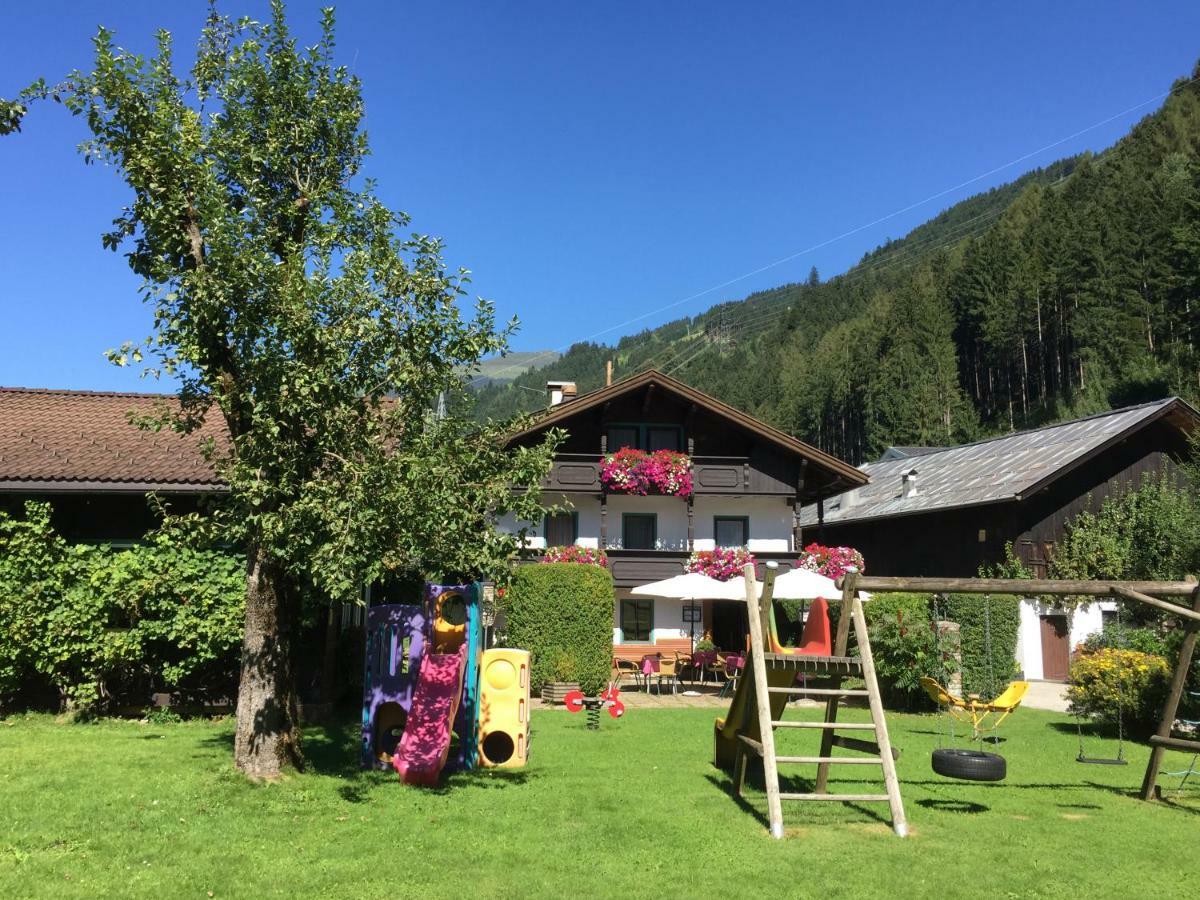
[920,677,1030,740]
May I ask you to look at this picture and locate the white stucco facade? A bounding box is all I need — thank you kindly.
[497,492,794,647]
[497,492,795,553]
[610,593,696,646]
[1015,598,1112,680]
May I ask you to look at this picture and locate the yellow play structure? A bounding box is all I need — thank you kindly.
[920,677,1029,739]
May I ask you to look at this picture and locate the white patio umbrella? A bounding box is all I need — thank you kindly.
[769,567,839,600]
[628,573,748,686]
[630,571,748,601]
[768,565,870,601]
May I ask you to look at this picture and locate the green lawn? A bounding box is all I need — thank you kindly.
[1,705,1196,898]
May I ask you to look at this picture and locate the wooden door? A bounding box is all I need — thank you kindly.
[1039,615,1070,681]
[711,601,748,654]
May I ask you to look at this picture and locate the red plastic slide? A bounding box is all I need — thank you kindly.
[392,644,467,786]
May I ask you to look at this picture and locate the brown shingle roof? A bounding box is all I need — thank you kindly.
[504,368,868,489]
[0,387,226,492]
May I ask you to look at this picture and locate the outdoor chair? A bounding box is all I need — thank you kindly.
[614,657,642,690]
[717,654,744,698]
[653,656,680,695]
[702,652,727,686]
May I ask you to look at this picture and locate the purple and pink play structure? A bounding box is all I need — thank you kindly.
[361,582,482,782]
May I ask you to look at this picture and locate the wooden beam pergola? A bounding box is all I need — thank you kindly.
[838,574,1200,805]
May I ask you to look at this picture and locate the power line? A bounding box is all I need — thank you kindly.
[634,216,998,377]
[471,77,1194,387]
[657,201,1026,376]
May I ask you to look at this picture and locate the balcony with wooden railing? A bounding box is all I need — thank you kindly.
[544,453,797,495]
[519,547,799,588]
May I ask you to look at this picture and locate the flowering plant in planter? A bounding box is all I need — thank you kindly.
[798,543,865,580]
[599,448,693,497]
[687,547,756,581]
[540,545,608,567]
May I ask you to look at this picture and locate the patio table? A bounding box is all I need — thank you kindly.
[688,650,718,683]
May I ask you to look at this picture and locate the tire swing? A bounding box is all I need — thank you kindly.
[932,747,1007,781]
[928,595,1009,783]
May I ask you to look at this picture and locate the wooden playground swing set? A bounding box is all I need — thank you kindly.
[857,574,1200,803]
[719,568,1200,840]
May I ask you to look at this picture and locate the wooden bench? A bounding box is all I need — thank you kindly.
[612,638,692,663]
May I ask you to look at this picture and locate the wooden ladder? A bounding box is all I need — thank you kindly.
[733,566,908,838]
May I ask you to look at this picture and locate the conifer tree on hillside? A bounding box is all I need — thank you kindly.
[474,62,1200,462]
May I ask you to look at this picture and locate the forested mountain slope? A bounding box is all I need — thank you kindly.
[473,63,1200,464]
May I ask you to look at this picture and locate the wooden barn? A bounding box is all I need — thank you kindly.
[801,397,1200,680]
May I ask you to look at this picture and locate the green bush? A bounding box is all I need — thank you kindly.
[0,502,245,713]
[775,600,805,646]
[1049,475,1200,588]
[504,562,614,695]
[1083,624,1200,714]
[1067,648,1171,738]
[941,593,1021,698]
[1081,623,1171,658]
[869,602,958,711]
[864,592,934,628]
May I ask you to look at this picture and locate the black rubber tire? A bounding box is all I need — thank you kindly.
[931,748,1007,782]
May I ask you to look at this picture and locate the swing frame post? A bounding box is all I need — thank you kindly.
[1139,582,1200,800]
[854,574,1200,803]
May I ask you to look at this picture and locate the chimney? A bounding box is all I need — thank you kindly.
[546,380,578,407]
[901,469,919,499]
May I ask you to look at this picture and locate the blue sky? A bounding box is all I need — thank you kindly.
[3,1,1200,391]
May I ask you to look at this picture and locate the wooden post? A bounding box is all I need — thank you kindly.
[319,604,339,711]
[854,576,1199,600]
[606,359,613,387]
[794,460,807,553]
[599,431,608,548]
[1141,583,1200,800]
[759,561,778,645]
[1112,584,1200,625]
[743,563,784,839]
[851,592,908,836]
[815,571,857,793]
[687,494,694,552]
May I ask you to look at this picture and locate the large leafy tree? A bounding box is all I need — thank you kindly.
[5,3,558,777]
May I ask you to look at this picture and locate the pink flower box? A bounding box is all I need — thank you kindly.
[798,543,865,580]
[599,448,693,498]
[687,547,756,582]
[540,545,608,567]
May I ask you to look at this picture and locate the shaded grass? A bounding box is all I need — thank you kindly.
[0,705,1196,898]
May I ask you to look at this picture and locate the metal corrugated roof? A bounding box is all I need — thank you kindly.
[800,397,1195,525]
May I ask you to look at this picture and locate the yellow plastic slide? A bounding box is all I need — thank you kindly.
[714,661,798,770]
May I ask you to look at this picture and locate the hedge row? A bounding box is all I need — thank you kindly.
[941,593,1021,697]
[0,502,245,713]
[504,563,614,695]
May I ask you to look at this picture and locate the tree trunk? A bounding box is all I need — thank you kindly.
[234,543,304,778]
